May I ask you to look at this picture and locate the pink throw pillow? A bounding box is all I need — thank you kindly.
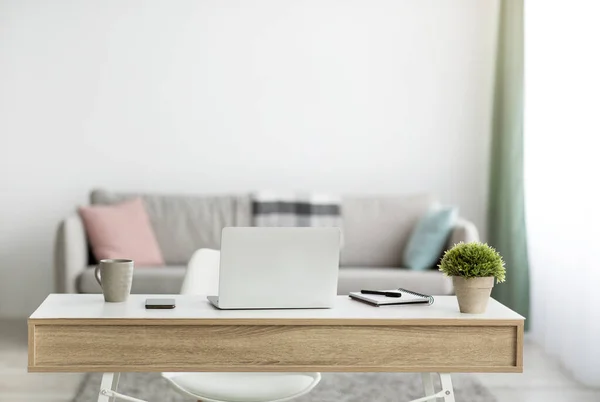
[78,198,165,266]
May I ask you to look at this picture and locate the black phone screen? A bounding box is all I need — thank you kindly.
[145,298,176,309]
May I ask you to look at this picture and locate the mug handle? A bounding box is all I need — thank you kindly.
[94,265,103,288]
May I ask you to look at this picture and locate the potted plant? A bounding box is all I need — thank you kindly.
[438,242,506,314]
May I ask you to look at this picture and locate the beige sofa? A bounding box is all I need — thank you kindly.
[54,190,479,296]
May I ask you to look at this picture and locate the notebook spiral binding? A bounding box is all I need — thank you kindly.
[397,288,435,305]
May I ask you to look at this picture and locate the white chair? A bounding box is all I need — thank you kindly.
[161,248,322,402]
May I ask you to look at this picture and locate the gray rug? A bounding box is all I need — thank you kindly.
[73,372,496,402]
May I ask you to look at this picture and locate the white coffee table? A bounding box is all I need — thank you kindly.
[28,294,524,402]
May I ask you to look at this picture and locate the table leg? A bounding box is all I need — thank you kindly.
[110,373,121,402]
[97,373,147,402]
[421,372,436,401]
[98,373,119,402]
[411,373,456,402]
[439,373,455,402]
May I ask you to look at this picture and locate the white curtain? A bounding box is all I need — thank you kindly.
[525,1,600,387]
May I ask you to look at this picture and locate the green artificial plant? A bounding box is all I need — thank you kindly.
[438,242,506,283]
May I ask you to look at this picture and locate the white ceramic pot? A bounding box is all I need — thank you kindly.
[452,276,495,314]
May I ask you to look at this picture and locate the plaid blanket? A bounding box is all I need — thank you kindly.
[252,192,342,231]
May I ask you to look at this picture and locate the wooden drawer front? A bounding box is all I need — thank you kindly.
[30,324,520,373]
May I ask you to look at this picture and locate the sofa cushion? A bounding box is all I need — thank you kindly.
[78,265,187,294]
[402,206,457,271]
[340,194,435,266]
[78,198,165,266]
[90,189,252,265]
[337,267,453,296]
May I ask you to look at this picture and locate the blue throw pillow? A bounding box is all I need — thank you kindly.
[402,206,457,270]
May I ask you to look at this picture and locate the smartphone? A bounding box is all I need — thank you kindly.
[145,298,176,309]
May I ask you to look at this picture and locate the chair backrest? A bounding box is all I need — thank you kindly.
[180,248,221,295]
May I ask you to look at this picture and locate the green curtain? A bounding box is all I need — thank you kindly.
[488,0,530,329]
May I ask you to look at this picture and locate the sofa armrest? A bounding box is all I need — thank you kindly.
[54,214,88,293]
[447,218,480,249]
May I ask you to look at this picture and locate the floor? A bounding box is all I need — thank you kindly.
[1,319,598,402]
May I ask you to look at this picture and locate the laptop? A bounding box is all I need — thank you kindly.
[207,227,341,309]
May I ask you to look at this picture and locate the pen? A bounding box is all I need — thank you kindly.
[360,290,402,298]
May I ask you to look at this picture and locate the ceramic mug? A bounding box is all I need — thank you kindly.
[94,259,134,302]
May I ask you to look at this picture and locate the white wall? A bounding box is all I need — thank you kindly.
[0,0,498,317]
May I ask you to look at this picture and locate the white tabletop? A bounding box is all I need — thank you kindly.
[30,294,524,321]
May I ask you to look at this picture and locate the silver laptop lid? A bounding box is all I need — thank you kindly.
[217,227,340,309]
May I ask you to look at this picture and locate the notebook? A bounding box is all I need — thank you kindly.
[349,288,434,306]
